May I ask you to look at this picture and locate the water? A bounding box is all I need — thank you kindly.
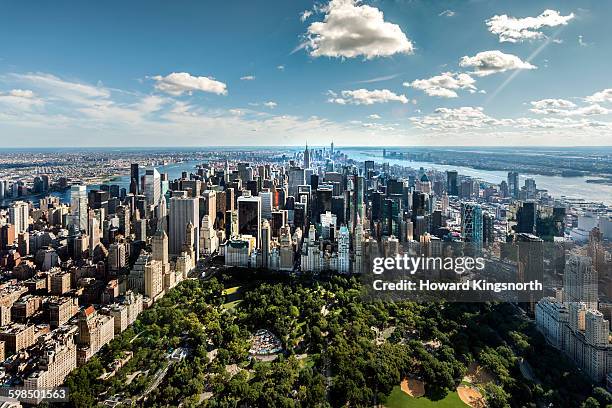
[1,160,202,206]
[346,150,612,206]
[4,151,611,207]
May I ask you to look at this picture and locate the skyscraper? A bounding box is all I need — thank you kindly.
[563,255,598,310]
[461,202,483,244]
[152,228,170,274]
[508,171,519,199]
[169,195,199,257]
[261,219,271,268]
[143,168,161,207]
[338,226,350,273]
[9,201,29,234]
[237,194,262,248]
[70,185,88,232]
[303,143,310,169]
[288,167,305,198]
[516,201,537,234]
[130,163,139,195]
[446,170,458,196]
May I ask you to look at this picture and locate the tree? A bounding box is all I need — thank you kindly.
[484,383,511,408]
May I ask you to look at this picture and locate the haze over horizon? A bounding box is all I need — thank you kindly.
[1,0,611,147]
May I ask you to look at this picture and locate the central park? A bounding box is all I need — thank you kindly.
[63,269,612,408]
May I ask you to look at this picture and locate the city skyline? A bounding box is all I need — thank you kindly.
[1,0,612,147]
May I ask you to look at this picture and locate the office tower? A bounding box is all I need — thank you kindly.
[411,192,429,222]
[169,195,199,257]
[310,174,319,191]
[525,178,537,199]
[271,210,288,238]
[461,202,483,244]
[9,201,29,234]
[483,211,494,244]
[225,187,235,212]
[330,141,334,155]
[288,167,305,198]
[237,162,253,183]
[261,219,271,268]
[88,190,109,215]
[200,215,219,255]
[88,216,100,253]
[516,201,537,234]
[353,220,364,273]
[279,225,293,271]
[237,194,262,248]
[144,256,163,299]
[331,195,345,225]
[563,255,598,310]
[338,226,350,273]
[152,228,170,274]
[17,232,29,256]
[0,224,15,250]
[353,175,364,224]
[321,211,337,240]
[460,180,474,199]
[69,185,88,232]
[201,190,217,219]
[312,186,330,221]
[303,143,310,168]
[498,180,508,197]
[273,186,286,208]
[130,163,139,195]
[446,170,458,196]
[143,168,161,207]
[0,180,6,200]
[508,171,519,199]
[259,190,273,220]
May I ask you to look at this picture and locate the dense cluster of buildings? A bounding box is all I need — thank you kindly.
[0,142,610,404]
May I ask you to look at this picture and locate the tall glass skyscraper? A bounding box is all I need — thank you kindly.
[461,202,483,244]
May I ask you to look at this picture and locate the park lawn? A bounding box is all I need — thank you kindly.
[222,286,241,296]
[385,386,468,408]
[222,300,242,310]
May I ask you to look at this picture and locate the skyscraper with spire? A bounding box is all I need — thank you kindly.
[303,143,310,169]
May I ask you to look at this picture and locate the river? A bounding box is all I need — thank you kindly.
[345,150,612,206]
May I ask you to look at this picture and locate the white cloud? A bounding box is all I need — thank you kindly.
[240,75,255,81]
[0,89,44,110]
[409,106,610,133]
[328,88,409,105]
[459,50,536,76]
[6,72,110,106]
[410,107,503,129]
[405,72,476,98]
[152,72,227,96]
[585,89,612,104]
[531,98,611,116]
[563,104,610,116]
[8,89,35,98]
[530,98,576,114]
[439,10,455,17]
[368,114,381,119]
[486,9,575,43]
[300,10,313,22]
[302,0,414,59]
[263,101,277,108]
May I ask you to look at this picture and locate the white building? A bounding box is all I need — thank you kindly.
[338,226,350,273]
[169,194,199,258]
[9,201,29,234]
[69,185,88,232]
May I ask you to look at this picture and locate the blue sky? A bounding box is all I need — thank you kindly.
[0,0,611,146]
